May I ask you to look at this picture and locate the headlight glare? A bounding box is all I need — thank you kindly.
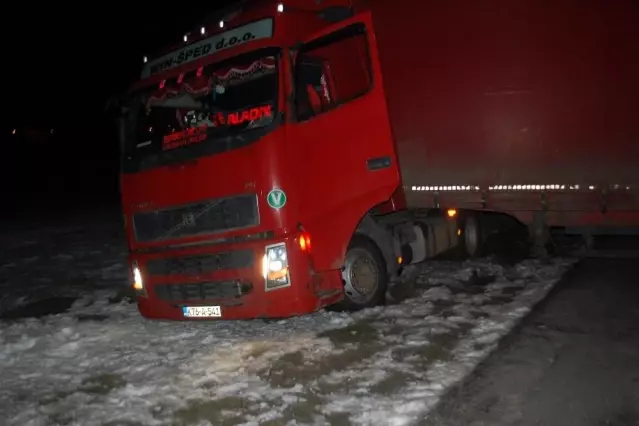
[263,243,290,290]
[132,261,146,295]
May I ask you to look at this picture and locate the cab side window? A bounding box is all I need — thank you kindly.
[294,23,372,122]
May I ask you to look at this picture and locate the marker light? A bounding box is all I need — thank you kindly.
[183,34,188,42]
[200,27,206,35]
[298,233,311,252]
[219,20,224,28]
[143,56,148,63]
[447,208,457,218]
[277,3,284,12]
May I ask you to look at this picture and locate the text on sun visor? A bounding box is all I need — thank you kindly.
[142,19,274,78]
[162,105,273,151]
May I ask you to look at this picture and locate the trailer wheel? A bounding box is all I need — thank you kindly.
[338,235,388,310]
[461,213,483,258]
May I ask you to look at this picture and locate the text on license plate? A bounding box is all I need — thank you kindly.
[182,306,222,318]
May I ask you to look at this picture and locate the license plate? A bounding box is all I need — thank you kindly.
[182,306,222,318]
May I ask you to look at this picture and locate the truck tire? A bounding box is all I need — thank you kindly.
[337,234,388,311]
[460,213,484,258]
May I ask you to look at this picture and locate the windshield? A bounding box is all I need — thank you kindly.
[120,49,279,173]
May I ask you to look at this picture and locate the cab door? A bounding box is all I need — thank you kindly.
[286,12,400,272]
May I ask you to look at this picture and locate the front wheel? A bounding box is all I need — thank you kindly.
[336,235,388,311]
[460,213,484,258]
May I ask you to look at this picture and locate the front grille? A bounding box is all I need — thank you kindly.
[154,281,253,302]
[146,250,254,276]
[133,194,259,242]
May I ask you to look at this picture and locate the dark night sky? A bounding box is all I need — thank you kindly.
[4,3,240,216]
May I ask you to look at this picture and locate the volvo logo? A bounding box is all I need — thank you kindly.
[168,258,188,274]
[167,257,203,274]
[182,213,196,227]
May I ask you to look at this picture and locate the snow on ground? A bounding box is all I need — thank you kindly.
[0,215,575,426]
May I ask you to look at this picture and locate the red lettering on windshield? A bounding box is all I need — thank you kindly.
[162,125,207,151]
[213,105,272,126]
[213,112,226,125]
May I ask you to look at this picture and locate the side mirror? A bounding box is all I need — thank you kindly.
[104,95,118,113]
[104,94,130,116]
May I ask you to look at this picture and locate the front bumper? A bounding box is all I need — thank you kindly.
[130,233,343,320]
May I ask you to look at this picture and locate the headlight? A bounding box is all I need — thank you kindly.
[132,261,145,294]
[262,243,290,290]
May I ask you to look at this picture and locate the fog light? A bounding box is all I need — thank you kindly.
[262,243,290,290]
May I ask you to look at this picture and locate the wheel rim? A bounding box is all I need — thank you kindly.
[341,248,379,305]
[465,216,479,257]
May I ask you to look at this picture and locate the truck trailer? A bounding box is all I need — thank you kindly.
[117,0,639,320]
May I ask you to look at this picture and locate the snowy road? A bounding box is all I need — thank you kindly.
[0,216,574,425]
[423,257,639,426]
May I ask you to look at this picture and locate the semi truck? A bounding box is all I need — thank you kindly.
[117,0,639,320]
